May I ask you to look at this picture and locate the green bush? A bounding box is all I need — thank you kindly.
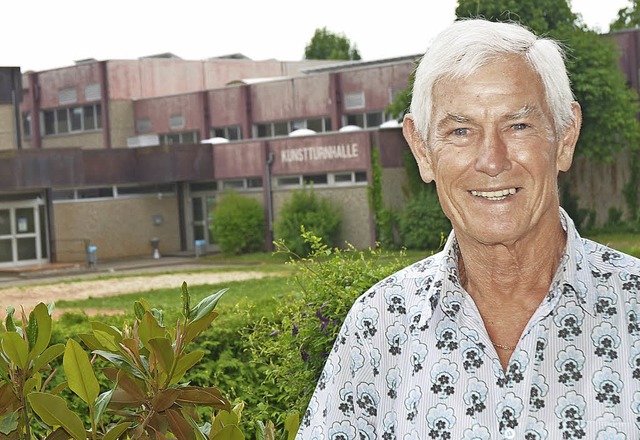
[398,187,451,250]
[274,186,341,256]
[211,190,265,255]
[245,230,409,426]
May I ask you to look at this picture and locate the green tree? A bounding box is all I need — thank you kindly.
[611,0,640,31]
[304,27,361,60]
[210,190,265,255]
[388,0,640,162]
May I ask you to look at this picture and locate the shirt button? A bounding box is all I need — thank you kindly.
[504,428,515,439]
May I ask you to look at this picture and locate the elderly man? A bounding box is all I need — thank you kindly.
[296,18,640,439]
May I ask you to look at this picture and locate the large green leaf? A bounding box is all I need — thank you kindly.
[103,422,131,440]
[92,330,120,353]
[2,332,28,369]
[63,339,100,405]
[210,410,239,437]
[181,281,191,320]
[93,389,113,425]
[27,303,52,359]
[189,289,227,323]
[284,413,300,440]
[170,350,204,385]
[23,373,41,397]
[27,392,86,440]
[32,344,64,372]
[210,425,244,440]
[0,410,18,435]
[183,313,218,347]
[138,312,166,351]
[93,350,146,380]
[148,337,174,376]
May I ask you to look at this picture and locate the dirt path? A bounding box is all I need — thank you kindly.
[0,271,271,317]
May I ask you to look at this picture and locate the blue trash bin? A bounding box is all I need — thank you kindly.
[86,245,97,267]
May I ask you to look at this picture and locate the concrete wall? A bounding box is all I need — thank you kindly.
[53,195,180,262]
[0,106,15,150]
[109,100,135,148]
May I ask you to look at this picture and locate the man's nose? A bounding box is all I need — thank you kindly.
[474,130,512,176]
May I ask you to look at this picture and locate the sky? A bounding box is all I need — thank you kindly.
[3,0,633,72]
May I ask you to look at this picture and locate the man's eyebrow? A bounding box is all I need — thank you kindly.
[506,105,538,120]
[436,112,470,130]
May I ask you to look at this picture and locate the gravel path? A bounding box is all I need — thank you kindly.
[0,271,271,316]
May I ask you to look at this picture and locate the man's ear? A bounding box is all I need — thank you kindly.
[403,114,435,183]
[557,102,582,172]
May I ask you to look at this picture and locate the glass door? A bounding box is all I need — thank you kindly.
[0,201,46,267]
[191,194,218,251]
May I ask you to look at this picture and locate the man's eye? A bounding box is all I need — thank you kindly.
[512,123,528,130]
[453,128,469,136]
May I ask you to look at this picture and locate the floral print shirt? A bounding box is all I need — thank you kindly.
[296,210,640,439]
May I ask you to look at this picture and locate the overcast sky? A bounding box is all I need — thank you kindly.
[3,0,633,72]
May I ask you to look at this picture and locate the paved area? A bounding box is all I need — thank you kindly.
[0,253,227,288]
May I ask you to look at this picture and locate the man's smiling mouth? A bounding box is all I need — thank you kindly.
[470,188,518,201]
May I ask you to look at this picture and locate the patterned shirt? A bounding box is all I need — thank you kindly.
[296,210,640,439]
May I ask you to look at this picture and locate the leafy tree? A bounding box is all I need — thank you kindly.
[388,0,640,162]
[611,0,640,31]
[304,27,361,60]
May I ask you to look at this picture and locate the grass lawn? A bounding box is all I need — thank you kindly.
[585,231,640,258]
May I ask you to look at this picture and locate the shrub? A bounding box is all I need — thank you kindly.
[274,186,341,256]
[211,190,265,255]
[245,230,410,426]
[398,187,451,250]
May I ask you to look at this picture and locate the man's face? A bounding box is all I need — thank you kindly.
[405,55,580,247]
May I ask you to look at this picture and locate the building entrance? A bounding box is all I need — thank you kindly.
[0,200,47,267]
[190,193,218,252]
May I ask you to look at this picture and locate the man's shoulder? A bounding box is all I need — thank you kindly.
[581,237,640,277]
[355,250,446,306]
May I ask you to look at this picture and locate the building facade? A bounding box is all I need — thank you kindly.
[0,54,413,267]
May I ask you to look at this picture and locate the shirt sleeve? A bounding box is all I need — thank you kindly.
[295,296,383,440]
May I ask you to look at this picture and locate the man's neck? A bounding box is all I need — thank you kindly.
[456,214,567,305]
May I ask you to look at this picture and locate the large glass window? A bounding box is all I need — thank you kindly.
[41,104,102,136]
[159,131,199,145]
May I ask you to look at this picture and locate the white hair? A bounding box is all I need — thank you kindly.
[410,19,575,141]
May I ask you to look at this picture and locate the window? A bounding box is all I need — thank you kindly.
[77,187,113,199]
[159,131,199,145]
[136,118,152,133]
[169,115,185,130]
[344,111,388,129]
[222,180,245,190]
[303,174,328,185]
[117,184,175,196]
[344,92,365,110]
[85,83,101,101]
[58,87,77,105]
[276,176,301,187]
[41,104,102,136]
[22,112,31,138]
[254,117,331,138]
[190,181,218,192]
[247,177,263,188]
[212,126,242,140]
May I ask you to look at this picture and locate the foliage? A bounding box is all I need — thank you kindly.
[245,230,410,426]
[210,190,265,255]
[559,180,594,232]
[304,27,361,60]
[0,284,297,439]
[622,152,640,225]
[274,185,341,256]
[610,0,640,31]
[368,146,397,248]
[398,187,451,250]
